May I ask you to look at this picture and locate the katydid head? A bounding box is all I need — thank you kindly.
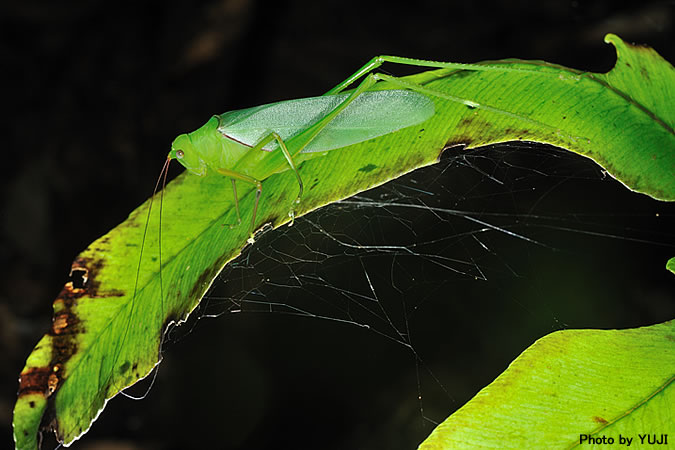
[169,134,207,176]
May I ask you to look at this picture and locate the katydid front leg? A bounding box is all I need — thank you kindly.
[221,129,307,238]
[217,167,262,234]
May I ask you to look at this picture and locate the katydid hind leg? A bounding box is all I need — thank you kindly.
[322,58,482,112]
[325,57,576,140]
[324,55,561,96]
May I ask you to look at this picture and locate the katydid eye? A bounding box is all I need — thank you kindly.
[176,149,184,159]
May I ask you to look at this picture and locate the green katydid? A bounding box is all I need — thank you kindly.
[164,55,556,233]
[167,89,434,230]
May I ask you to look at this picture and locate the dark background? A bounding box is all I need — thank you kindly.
[1,0,674,449]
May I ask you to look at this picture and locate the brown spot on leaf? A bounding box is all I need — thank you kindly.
[69,267,88,289]
[18,367,51,396]
[51,312,79,336]
[39,402,58,443]
[19,257,106,407]
[189,266,220,301]
[71,257,124,298]
[640,67,650,81]
[18,251,137,443]
[48,283,85,378]
[623,40,651,50]
[502,127,532,140]
[358,163,378,173]
[119,361,131,375]
[161,313,178,332]
[47,372,59,396]
[458,114,495,130]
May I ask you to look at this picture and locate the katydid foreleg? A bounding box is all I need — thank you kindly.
[222,130,302,233]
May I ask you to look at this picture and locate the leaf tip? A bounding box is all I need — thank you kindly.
[603,33,620,45]
[603,33,626,57]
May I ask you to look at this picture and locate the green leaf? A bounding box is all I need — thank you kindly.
[418,320,675,449]
[592,34,675,200]
[13,34,674,448]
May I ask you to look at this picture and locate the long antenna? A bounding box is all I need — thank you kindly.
[117,156,172,402]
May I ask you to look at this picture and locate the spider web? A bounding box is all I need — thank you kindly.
[126,142,674,449]
[193,143,672,328]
